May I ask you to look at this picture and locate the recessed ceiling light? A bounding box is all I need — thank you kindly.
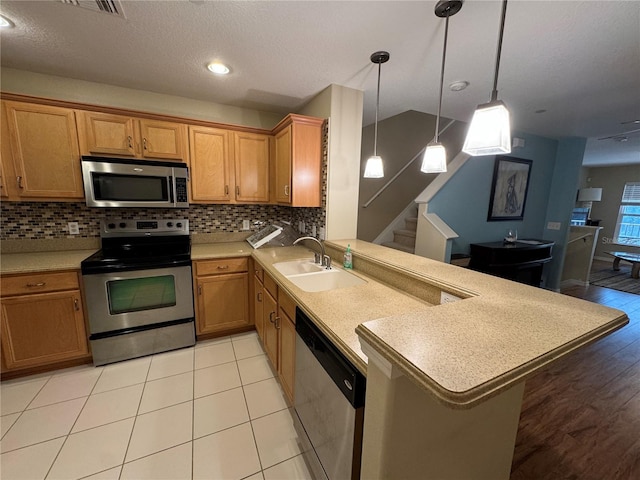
[207,63,230,75]
[449,81,469,92]
[0,14,14,28]
[535,109,547,114]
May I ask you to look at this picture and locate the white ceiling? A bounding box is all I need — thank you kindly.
[1,0,639,166]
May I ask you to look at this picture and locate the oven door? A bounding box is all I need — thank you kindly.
[83,265,194,334]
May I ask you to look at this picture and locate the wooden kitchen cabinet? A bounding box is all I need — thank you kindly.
[278,289,296,403]
[2,101,84,200]
[272,114,324,206]
[0,270,89,372]
[188,126,269,204]
[257,269,297,403]
[234,131,270,203]
[77,110,187,161]
[194,258,251,336]
[189,126,232,202]
[253,265,265,342]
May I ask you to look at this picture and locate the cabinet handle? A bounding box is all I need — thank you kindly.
[26,282,46,287]
[17,176,23,189]
[127,136,133,149]
[217,265,229,270]
[257,292,262,302]
[74,298,80,311]
[284,185,289,196]
[275,316,281,329]
[225,185,229,195]
[143,138,148,150]
[236,186,240,196]
[198,285,202,295]
[269,311,275,324]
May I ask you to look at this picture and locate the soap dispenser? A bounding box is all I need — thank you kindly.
[343,244,353,269]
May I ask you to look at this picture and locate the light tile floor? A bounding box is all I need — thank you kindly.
[0,332,321,480]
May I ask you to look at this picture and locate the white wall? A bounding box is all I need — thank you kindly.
[1,68,283,129]
[300,84,363,240]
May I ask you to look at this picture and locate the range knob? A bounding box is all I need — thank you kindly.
[167,222,174,228]
[176,222,183,228]
[119,222,127,229]
[108,223,116,229]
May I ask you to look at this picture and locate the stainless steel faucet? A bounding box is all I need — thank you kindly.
[293,236,331,269]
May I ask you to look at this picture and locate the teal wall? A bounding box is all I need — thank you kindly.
[428,132,586,290]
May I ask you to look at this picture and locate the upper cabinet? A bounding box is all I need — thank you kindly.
[189,126,270,204]
[234,132,270,203]
[77,111,187,161]
[2,101,84,200]
[273,114,324,207]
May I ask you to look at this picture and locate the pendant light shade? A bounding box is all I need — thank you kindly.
[420,0,463,174]
[463,0,512,156]
[364,51,390,178]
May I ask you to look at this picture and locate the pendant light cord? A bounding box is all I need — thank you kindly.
[434,13,451,143]
[491,0,508,102]
[373,61,381,156]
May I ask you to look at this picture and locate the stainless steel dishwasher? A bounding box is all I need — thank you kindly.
[294,307,366,480]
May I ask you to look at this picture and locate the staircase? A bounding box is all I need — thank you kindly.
[382,216,417,254]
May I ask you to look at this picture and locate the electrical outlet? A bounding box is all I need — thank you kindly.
[311,225,317,237]
[318,227,325,240]
[440,291,461,304]
[68,222,80,235]
[547,221,561,230]
[242,220,250,230]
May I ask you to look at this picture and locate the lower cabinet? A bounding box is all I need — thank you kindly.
[194,258,251,336]
[0,270,89,372]
[259,270,296,404]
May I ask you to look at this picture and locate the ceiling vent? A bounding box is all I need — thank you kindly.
[60,0,125,18]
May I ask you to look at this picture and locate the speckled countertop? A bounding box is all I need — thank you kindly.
[1,239,628,410]
[0,250,98,274]
[325,240,629,408]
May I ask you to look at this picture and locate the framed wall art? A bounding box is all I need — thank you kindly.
[487,156,532,221]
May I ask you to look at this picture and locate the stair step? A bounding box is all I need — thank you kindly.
[393,229,416,248]
[405,217,418,231]
[382,241,415,254]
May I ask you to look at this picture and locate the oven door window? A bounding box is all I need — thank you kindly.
[107,275,177,314]
[92,173,170,202]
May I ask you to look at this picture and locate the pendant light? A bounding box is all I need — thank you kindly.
[462,0,511,156]
[421,0,463,174]
[364,51,390,178]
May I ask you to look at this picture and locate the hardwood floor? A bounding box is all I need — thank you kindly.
[510,283,640,480]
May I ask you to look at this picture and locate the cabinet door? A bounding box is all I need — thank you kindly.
[274,126,292,204]
[278,306,296,404]
[234,132,269,203]
[139,119,186,160]
[263,289,278,369]
[1,290,88,370]
[189,126,232,202]
[290,121,322,207]
[4,101,84,199]
[196,272,249,334]
[78,111,137,156]
[254,276,265,342]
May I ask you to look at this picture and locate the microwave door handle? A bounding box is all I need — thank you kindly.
[168,176,175,206]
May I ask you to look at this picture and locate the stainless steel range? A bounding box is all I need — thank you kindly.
[81,218,195,366]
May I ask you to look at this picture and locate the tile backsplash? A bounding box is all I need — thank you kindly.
[0,202,325,240]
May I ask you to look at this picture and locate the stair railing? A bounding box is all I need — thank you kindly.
[362,119,456,208]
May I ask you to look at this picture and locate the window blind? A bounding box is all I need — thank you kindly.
[622,182,640,203]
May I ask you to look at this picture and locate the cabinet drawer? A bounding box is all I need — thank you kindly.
[279,289,296,322]
[195,258,248,276]
[263,272,278,300]
[1,271,80,297]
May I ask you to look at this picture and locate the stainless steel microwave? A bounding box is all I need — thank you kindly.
[81,156,189,208]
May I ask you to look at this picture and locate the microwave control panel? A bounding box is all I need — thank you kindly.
[175,177,188,203]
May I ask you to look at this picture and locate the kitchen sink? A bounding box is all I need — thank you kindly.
[273,259,326,276]
[285,268,366,292]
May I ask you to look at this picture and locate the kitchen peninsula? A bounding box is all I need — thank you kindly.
[1,238,628,479]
